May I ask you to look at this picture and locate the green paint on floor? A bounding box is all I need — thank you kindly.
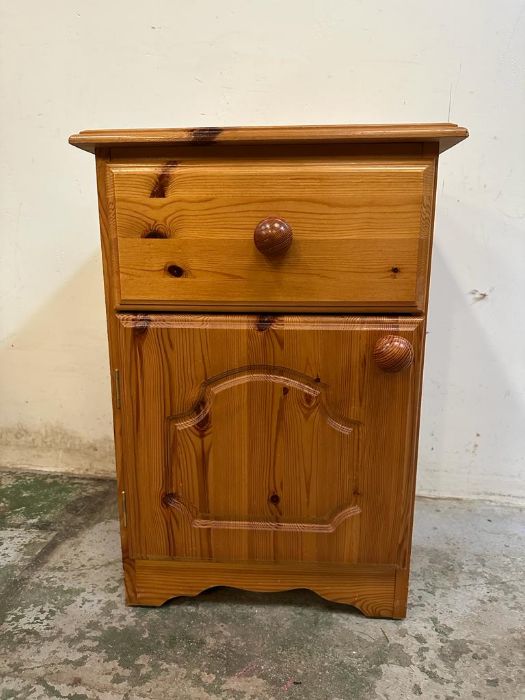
[0,471,105,529]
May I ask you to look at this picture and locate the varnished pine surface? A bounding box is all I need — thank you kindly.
[132,560,400,618]
[95,150,130,565]
[117,314,424,577]
[108,152,436,311]
[69,122,468,153]
[72,127,468,617]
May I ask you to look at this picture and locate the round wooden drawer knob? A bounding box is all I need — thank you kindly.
[254,217,293,256]
[373,335,414,373]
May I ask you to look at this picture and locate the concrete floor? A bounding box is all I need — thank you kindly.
[0,470,523,700]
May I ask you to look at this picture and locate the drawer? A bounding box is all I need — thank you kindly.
[117,312,424,562]
[108,149,436,312]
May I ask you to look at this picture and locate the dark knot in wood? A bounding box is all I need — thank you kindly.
[256,315,275,332]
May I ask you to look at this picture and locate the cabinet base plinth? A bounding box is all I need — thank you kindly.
[124,559,406,619]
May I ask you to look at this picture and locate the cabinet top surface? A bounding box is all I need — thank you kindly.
[69,122,468,154]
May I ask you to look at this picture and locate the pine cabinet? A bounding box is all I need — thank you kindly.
[70,124,467,617]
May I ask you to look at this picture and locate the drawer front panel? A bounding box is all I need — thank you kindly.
[117,313,425,566]
[110,156,435,311]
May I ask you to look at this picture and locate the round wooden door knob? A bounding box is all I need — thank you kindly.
[254,217,293,256]
[373,335,414,373]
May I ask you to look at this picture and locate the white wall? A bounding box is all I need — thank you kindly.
[1,1,524,501]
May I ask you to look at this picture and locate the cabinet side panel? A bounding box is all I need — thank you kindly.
[95,149,133,596]
[393,144,439,617]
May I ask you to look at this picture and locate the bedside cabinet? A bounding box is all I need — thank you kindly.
[70,124,467,618]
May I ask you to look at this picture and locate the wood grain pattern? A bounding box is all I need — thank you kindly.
[373,335,415,372]
[117,313,424,579]
[71,125,468,618]
[69,122,468,153]
[133,560,399,617]
[164,364,360,533]
[109,157,435,312]
[167,365,359,434]
[94,150,135,598]
[164,496,361,533]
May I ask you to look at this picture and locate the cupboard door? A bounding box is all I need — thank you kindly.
[118,314,424,567]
